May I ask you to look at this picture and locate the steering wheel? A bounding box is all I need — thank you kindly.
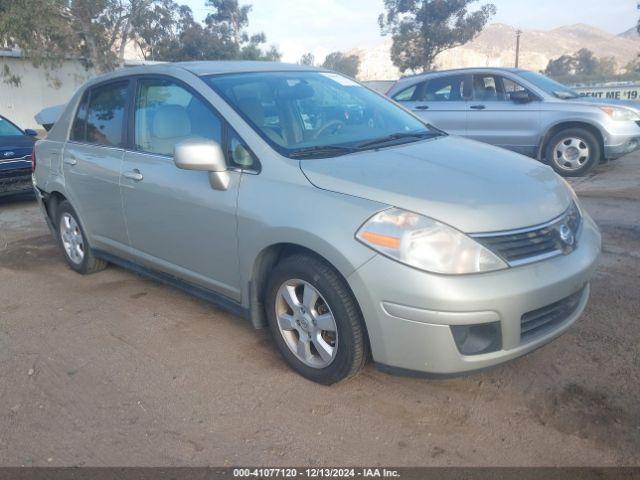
[313,120,345,139]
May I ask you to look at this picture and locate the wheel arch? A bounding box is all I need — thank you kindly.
[248,242,370,344]
[537,121,605,163]
[43,190,68,224]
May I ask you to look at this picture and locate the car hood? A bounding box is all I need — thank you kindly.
[572,96,640,112]
[300,136,572,233]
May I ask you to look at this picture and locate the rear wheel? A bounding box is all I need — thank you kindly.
[56,201,107,274]
[545,128,600,177]
[265,254,368,385]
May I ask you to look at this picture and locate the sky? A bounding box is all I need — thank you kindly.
[182,0,638,62]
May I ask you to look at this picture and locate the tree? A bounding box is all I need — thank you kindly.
[544,48,617,82]
[0,0,183,74]
[322,52,360,77]
[378,0,496,73]
[299,52,315,66]
[0,0,281,83]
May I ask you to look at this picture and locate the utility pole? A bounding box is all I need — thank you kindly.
[515,29,522,68]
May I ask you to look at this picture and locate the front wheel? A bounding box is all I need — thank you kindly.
[265,254,368,385]
[545,128,601,177]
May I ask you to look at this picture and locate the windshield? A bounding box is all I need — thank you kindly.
[204,71,439,158]
[0,117,24,137]
[518,71,580,99]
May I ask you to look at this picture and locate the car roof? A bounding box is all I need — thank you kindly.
[176,61,324,76]
[397,67,525,83]
[82,61,325,87]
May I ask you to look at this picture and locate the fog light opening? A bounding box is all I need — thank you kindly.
[451,322,502,356]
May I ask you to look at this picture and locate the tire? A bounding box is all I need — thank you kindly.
[544,128,601,177]
[56,200,107,274]
[265,254,368,385]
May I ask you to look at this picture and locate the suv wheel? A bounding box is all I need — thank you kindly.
[545,128,601,177]
[56,201,107,274]
[265,254,368,385]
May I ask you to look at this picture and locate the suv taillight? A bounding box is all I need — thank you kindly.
[31,145,36,173]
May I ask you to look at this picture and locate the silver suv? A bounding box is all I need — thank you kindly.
[388,68,640,176]
[33,62,601,384]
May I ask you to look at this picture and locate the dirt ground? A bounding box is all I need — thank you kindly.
[0,155,638,467]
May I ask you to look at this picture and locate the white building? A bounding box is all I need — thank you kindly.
[0,50,157,130]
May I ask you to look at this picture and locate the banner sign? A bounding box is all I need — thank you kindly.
[573,84,640,102]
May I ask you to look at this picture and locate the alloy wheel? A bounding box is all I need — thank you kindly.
[59,213,85,265]
[275,279,338,368]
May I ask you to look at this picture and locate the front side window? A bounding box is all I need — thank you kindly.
[0,116,23,137]
[473,75,503,101]
[85,81,129,146]
[205,71,438,157]
[134,78,222,156]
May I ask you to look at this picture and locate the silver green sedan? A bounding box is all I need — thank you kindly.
[33,62,601,384]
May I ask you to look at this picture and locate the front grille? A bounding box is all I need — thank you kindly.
[520,287,585,343]
[472,202,582,266]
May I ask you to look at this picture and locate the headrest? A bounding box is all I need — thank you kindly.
[152,105,191,139]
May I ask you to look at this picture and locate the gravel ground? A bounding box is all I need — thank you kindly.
[0,156,638,467]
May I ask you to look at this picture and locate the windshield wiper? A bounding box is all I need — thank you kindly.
[289,145,357,159]
[354,132,436,150]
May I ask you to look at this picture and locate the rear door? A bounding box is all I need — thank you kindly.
[120,76,243,300]
[466,74,541,156]
[392,74,469,135]
[62,80,131,253]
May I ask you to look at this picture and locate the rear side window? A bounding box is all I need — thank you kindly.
[134,78,222,156]
[422,75,466,102]
[393,84,419,102]
[75,81,130,147]
[70,92,89,142]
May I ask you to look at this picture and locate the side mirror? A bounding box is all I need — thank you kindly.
[510,90,533,103]
[174,139,230,191]
[24,129,38,137]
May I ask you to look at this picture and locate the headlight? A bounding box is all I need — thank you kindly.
[599,106,640,122]
[356,208,508,275]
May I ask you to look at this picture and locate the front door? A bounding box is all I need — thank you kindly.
[120,76,242,300]
[63,80,130,253]
[466,74,541,157]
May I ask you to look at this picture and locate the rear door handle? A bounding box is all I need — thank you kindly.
[63,155,77,166]
[414,105,430,110]
[470,104,486,110]
[123,169,143,182]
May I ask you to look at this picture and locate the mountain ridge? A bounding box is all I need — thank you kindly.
[355,23,640,81]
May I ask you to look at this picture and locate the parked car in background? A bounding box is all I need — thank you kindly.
[0,115,37,198]
[388,68,640,176]
[33,62,600,384]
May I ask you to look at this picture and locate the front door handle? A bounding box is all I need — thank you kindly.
[470,104,486,110]
[123,169,144,182]
[414,105,430,110]
[63,156,77,166]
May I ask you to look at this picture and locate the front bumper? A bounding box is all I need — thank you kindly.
[603,121,640,159]
[347,212,601,375]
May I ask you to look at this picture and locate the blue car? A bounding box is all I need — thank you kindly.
[0,115,37,198]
